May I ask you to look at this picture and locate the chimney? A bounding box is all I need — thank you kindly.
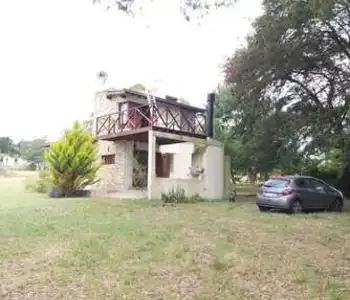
[206,92,215,138]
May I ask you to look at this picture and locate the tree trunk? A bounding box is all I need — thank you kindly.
[247,167,257,184]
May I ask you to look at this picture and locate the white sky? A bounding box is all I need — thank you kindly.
[0,0,262,141]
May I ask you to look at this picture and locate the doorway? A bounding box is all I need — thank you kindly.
[133,150,148,188]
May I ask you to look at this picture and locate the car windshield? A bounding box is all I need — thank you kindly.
[263,178,290,188]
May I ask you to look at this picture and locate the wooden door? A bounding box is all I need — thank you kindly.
[156,153,170,178]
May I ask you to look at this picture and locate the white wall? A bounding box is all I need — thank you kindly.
[152,140,225,200]
[202,144,224,200]
[151,178,204,198]
[159,143,194,179]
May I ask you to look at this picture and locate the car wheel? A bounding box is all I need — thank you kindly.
[289,200,303,214]
[330,197,343,212]
[259,206,270,212]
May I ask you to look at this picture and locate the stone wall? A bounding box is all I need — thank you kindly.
[94,140,134,191]
[93,90,135,192]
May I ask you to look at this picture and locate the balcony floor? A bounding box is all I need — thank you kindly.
[97,126,206,145]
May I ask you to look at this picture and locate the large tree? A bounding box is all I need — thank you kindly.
[214,84,302,181]
[0,137,17,155]
[17,138,47,166]
[129,83,147,92]
[224,0,350,153]
[222,0,350,187]
[93,0,236,20]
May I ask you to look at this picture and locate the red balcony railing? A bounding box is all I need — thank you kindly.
[96,103,206,138]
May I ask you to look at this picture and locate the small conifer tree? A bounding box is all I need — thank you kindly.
[44,121,100,195]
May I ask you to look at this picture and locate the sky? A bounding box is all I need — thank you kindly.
[0,0,262,141]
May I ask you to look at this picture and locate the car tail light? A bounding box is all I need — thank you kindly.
[280,188,293,196]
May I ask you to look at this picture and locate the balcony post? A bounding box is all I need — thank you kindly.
[147,130,156,200]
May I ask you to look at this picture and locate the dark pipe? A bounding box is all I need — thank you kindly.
[206,92,215,138]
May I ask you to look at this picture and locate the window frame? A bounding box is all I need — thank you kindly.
[101,154,115,165]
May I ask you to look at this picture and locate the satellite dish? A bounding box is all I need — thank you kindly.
[96,71,108,85]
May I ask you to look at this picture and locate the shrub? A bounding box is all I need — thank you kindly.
[44,121,101,198]
[228,183,237,202]
[161,186,204,204]
[182,193,205,203]
[133,156,147,188]
[25,163,37,171]
[24,169,51,193]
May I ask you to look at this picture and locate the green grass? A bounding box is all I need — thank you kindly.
[1,175,350,299]
[235,183,260,195]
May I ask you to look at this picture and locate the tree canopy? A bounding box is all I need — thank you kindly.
[93,0,237,20]
[214,0,350,186]
[129,83,147,92]
[17,138,47,165]
[45,121,100,196]
[224,0,350,154]
[0,137,17,155]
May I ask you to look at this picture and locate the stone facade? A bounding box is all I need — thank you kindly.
[94,89,135,192]
[95,140,134,191]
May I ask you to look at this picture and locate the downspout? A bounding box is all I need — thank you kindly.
[206,92,215,138]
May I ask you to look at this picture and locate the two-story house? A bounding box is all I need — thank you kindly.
[93,88,230,200]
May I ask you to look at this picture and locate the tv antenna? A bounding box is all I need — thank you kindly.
[96,71,108,85]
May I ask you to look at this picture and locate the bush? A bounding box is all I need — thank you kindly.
[228,184,237,202]
[25,163,37,171]
[24,169,51,193]
[44,121,100,198]
[48,187,91,198]
[161,186,204,204]
[183,193,205,203]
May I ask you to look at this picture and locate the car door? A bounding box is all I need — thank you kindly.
[308,179,330,209]
[294,178,318,209]
[317,181,339,208]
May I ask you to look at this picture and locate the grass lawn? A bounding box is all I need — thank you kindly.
[1,176,350,299]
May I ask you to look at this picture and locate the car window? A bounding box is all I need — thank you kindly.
[295,178,312,188]
[309,180,323,188]
[308,179,330,191]
[296,178,306,187]
[263,178,290,188]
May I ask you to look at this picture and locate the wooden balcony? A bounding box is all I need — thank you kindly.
[96,102,206,143]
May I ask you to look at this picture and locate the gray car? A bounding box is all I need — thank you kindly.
[256,175,343,213]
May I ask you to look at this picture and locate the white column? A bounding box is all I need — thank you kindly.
[147,130,156,200]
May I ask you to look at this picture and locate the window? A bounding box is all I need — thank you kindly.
[309,179,329,192]
[295,178,310,188]
[155,153,174,178]
[296,178,329,193]
[263,178,290,188]
[101,154,115,165]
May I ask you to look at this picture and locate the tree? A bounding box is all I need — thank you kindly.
[93,0,237,21]
[129,83,147,92]
[17,138,47,167]
[44,121,101,196]
[221,0,350,183]
[214,84,302,181]
[224,0,350,153]
[0,137,17,155]
[178,97,190,105]
[83,112,94,132]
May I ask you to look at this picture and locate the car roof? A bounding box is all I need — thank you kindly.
[268,175,316,180]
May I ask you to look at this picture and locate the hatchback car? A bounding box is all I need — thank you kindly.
[256,176,343,213]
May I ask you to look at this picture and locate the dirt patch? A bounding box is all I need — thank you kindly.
[0,241,75,299]
[148,265,202,299]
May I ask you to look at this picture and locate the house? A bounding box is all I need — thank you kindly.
[93,88,231,200]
